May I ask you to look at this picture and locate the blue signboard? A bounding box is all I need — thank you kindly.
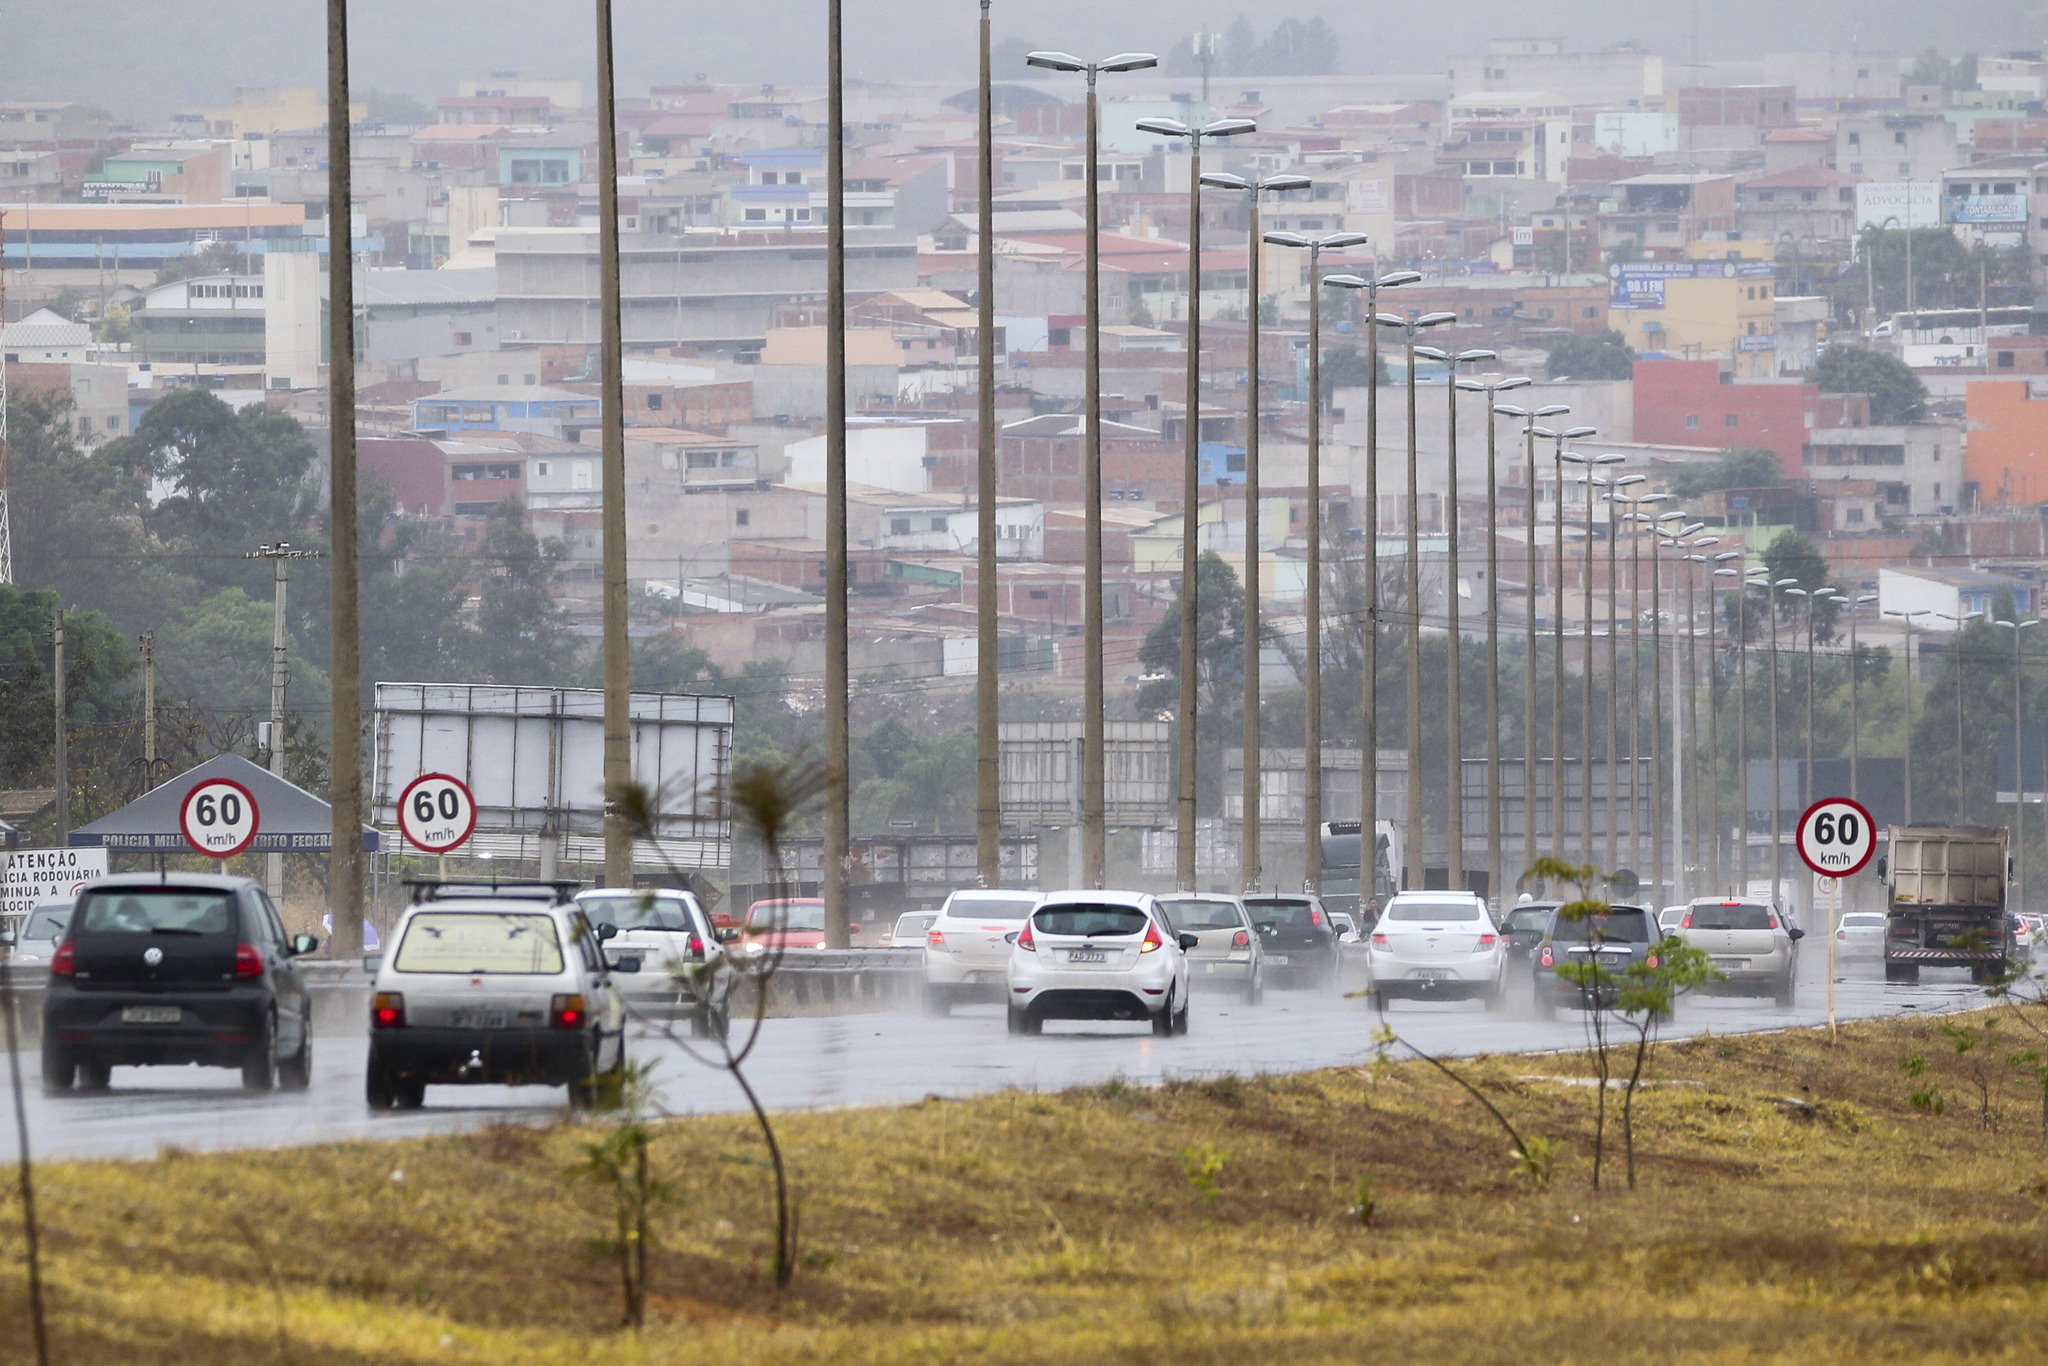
[1608,259,1776,309]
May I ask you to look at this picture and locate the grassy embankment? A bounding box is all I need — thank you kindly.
[3,1010,2048,1363]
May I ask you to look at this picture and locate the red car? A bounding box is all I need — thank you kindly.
[742,898,864,950]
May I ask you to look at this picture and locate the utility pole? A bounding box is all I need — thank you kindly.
[326,0,363,957]
[140,631,157,776]
[824,0,852,944]
[974,0,1000,887]
[596,0,632,888]
[0,209,12,585]
[246,542,320,899]
[52,610,66,845]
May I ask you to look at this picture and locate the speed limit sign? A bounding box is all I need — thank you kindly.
[180,779,260,859]
[1795,797,1877,879]
[397,773,477,855]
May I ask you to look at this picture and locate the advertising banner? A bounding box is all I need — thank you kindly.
[1855,181,1941,231]
[1945,194,2028,224]
[1608,259,1775,309]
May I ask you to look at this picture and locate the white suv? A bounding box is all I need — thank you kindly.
[923,887,1039,1014]
[1364,890,1504,1009]
[1004,890,1195,1036]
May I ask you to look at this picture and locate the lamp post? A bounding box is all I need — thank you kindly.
[1764,575,1801,908]
[973,0,998,887]
[1845,592,1878,803]
[1493,402,1570,876]
[1996,617,2038,915]
[1663,529,1717,893]
[1535,425,1597,861]
[1370,307,1456,889]
[1457,375,1532,899]
[1709,563,1740,890]
[1557,449,1618,860]
[1571,469,1614,863]
[1885,608,1932,823]
[1135,111,1258,891]
[1642,509,1685,903]
[1323,268,1423,892]
[1028,50,1159,886]
[1611,490,1668,879]
[1417,344,1500,891]
[1265,231,1372,891]
[1598,476,1647,872]
[1203,172,1310,893]
[1935,609,1984,821]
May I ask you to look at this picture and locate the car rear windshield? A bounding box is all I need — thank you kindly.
[24,906,73,940]
[580,894,694,933]
[1505,907,1554,932]
[76,890,235,936]
[1549,907,1653,943]
[1245,898,1318,927]
[943,896,1036,921]
[1034,904,1150,937]
[393,912,565,975]
[1689,903,1774,931]
[1386,899,1485,922]
[1840,913,1886,927]
[748,902,824,932]
[1160,898,1245,930]
[893,913,936,935]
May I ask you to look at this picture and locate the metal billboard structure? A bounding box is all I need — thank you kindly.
[372,683,733,871]
[998,721,1172,826]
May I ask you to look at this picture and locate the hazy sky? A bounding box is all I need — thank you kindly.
[5,1,2045,122]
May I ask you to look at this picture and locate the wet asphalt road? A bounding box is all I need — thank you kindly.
[1,947,1988,1162]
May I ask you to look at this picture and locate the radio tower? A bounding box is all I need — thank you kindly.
[0,208,13,584]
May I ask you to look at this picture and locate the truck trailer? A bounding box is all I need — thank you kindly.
[1876,826,2012,984]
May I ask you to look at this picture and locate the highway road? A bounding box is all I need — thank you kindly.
[1,947,1988,1162]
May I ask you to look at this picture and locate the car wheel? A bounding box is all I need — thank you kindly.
[1006,1002,1039,1036]
[393,1077,427,1110]
[1243,973,1264,1007]
[365,1051,395,1110]
[1172,992,1191,1035]
[1152,995,1174,1036]
[76,1058,112,1091]
[922,983,952,1017]
[241,1015,277,1093]
[39,1038,74,1095]
[279,1022,313,1092]
[1480,976,1504,1011]
[705,1002,732,1044]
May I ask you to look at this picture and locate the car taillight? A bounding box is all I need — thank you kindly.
[1232,929,1249,948]
[1680,913,1693,929]
[49,940,74,978]
[372,992,404,1028]
[233,942,263,978]
[688,934,704,957]
[1646,954,1660,968]
[1539,945,1554,967]
[850,923,862,936]
[927,928,948,949]
[1479,933,1497,947]
[1017,921,1035,952]
[1767,917,1779,930]
[1311,908,1324,926]
[551,994,587,1028]
[1371,932,1388,947]
[1140,921,1163,953]
[1836,929,1847,941]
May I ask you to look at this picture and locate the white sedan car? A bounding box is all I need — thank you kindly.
[1364,891,1504,1009]
[923,888,1039,1014]
[1834,910,1887,964]
[1004,890,1194,1036]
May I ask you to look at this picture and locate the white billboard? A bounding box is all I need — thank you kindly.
[2,848,108,916]
[372,683,734,869]
[998,721,1172,825]
[1855,181,1941,232]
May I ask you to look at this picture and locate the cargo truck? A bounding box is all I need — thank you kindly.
[1875,826,2012,984]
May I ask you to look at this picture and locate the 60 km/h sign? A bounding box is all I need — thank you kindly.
[179,779,260,859]
[1796,797,1877,879]
[396,773,478,855]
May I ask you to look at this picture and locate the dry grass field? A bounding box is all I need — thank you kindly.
[4,1009,2048,1363]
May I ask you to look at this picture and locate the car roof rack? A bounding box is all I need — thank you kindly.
[401,878,582,906]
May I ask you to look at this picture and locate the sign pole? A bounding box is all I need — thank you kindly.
[1826,874,1839,1043]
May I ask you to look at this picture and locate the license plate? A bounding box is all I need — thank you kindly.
[1414,968,1451,980]
[1714,958,1750,969]
[1067,949,1106,964]
[1267,955,1290,966]
[121,1005,181,1025]
[452,1009,509,1029]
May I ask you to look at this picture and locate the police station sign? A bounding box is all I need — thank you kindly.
[1,848,108,916]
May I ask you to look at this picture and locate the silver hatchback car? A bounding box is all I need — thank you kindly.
[1676,897,1803,1006]
[365,882,630,1110]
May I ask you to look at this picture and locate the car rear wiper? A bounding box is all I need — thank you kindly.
[148,926,207,936]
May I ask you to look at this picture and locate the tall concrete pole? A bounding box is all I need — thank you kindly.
[1738,581,1754,893]
[974,0,1001,886]
[1358,279,1377,898]
[1442,369,1464,890]
[1241,194,1263,893]
[1404,334,1425,892]
[824,0,852,943]
[1580,480,1598,866]
[1549,438,1572,864]
[1522,421,1540,879]
[52,610,66,845]
[326,0,363,956]
[1176,137,1205,891]
[1482,404,1503,899]
[596,0,632,888]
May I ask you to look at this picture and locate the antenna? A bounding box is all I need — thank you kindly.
[0,208,12,584]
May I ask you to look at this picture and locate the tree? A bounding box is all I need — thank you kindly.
[1829,226,2028,323]
[1220,16,1259,75]
[1762,528,1840,642]
[470,499,579,684]
[1138,550,1245,721]
[360,89,432,127]
[151,241,245,288]
[1669,448,1782,502]
[1810,345,1928,424]
[1256,17,1340,76]
[1544,329,1634,381]
[1319,345,1383,404]
[0,585,133,807]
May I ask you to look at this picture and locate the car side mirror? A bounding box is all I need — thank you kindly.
[1874,856,1886,879]
[361,954,383,975]
[1178,933,1200,952]
[596,922,620,942]
[716,926,741,943]
[290,934,319,957]
[604,950,642,973]
[1787,927,1806,941]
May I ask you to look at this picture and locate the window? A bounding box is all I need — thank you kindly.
[930,517,947,532]
[735,509,751,526]
[453,331,472,346]
[1999,352,2016,369]
[1725,414,1740,427]
[647,392,663,409]
[685,451,717,469]
[1847,507,1864,525]
[535,461,550,476]
[1027,588,1049,600]
[744,208,766,221]
[889,517,912,535]
[1847,132,1861,146]
[1684,414,1700,429]
[392,912,564,975]
[1894,131,1906,145]
[107,415,120,430]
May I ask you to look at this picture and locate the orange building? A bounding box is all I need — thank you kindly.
[1964,381,2048,507]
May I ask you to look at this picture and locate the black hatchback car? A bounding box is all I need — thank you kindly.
[41,874,319,1094]
[1242,893,1341,987]
[1530,902,1659,1019]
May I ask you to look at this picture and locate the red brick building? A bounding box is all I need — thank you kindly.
[1631,359,1819,476]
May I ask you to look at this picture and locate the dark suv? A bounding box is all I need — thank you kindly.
[1529,902,1659,1019]
[1242,893,1340,987]
[41,874,319,1094]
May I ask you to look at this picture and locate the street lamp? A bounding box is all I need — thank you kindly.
[1323,268,1423,892]
[1371,307,1457,889]
[1563,452,1625,861]
[1884,607,1933,823]
[1416,343,1500,891]
[1457,373,1532,900]
[1995,617,2038,915]
[1203,170,1310,893]
[1534,426,1597,860]
[1667,536,1721,897]
[1135,111,1257,890]
[1612,491,1668,879]
[1266,229,1372,891]
[1764,576,1802,907]
[1598,476,1647,872]
[1640,507,1684,902]
[1844,592,1878,803]
[1026,48,1159,885]
[1934,609,1985,821]
[1492,401,1572,878]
